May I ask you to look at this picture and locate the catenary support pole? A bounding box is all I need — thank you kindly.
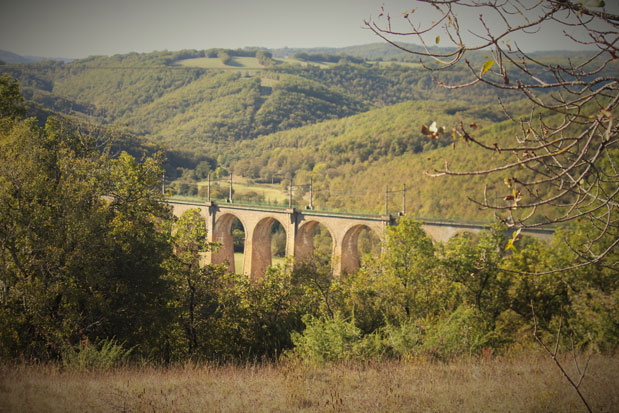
[385,185,389,215]
[309,177,313,210]
[289,180,293,208]
[402,184,406,215]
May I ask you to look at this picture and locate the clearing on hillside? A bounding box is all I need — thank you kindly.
[176,56,336,70]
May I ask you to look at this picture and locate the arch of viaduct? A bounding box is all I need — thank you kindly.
[166,200,554,279]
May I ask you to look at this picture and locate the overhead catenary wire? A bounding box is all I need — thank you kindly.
[198,173,414,213]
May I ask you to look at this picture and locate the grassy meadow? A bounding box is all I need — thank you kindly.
[1,354,618,412]
[176,56,335,70]
[176,56,265,70]
[370,60,423,69]
[206,180,290,205]
[166,179,290,206]
[234,252,286,274]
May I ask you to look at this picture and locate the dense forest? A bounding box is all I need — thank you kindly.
[0,46,619,368]
[2,45,608,220]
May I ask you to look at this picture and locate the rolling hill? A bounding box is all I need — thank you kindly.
[0,45,608,221]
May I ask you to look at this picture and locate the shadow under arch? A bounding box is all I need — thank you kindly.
[294,221,335,266]
[340,224,382,276]
[250,216,287,280]
[212,213,246,273]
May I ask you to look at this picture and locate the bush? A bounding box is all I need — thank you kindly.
[421,306,492,360]
[383,321,424,358]
[218,50,233,65]
[568,288,619,352]
[62,338,133,371]
[291,314,361,363]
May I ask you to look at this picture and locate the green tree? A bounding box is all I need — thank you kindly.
[164,209,226,359]
[0,74,25,120]
[381,218,451,322]
[441,228,509,323]
[0,82,174,359]
[338,218,455,334]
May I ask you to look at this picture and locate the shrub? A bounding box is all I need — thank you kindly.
[383,321,424,358]
[568,288,619,352]
[291,313,361,363]
[62,338,133,371]
[421,306,492,360]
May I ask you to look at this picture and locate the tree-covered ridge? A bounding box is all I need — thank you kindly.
[224,99,526,217]
[223,96,587,223]
[0,51,373,152]
[2,46,601,143]
[228,99,470,175]
[271,62,523,107]
[1,47,614,221]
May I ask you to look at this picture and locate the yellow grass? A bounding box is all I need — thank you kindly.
[1,354,618,412]
[176,57,235,68]
[176,56,336,70]
[260,77,280,87]
[167,179,288,205]
[371,61,423,69]
[176,57,265,70]
[234,182,289,204]
[196,179,289,204]
[233,57,265,68]
[234,252,244,273]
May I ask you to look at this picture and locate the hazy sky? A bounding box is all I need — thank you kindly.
[1,0,616,59]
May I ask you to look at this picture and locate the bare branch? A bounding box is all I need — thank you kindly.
[531,302,593,413]
[369,0,618,272]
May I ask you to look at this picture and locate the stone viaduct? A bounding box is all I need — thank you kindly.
[166,199,554,279]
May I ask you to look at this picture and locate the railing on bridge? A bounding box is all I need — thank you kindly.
[165,174,556,236]
[165,197,555,234]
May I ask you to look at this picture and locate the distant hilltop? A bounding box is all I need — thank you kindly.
[0,49,72,64]
[0,43,591,65]
[0,43,422,64]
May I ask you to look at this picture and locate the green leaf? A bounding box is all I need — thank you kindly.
[480,60,494,76]
[435,35,440,44]
[505,229,521,251]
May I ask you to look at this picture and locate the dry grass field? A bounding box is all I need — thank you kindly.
[1,354,617,412]
[175,56,335,70]
[176,56,264,69]
[370,61,423,69]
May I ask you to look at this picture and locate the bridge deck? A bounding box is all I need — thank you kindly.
[164,198,555,235]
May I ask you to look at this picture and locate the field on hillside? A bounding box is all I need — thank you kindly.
[176,56,265,69]
[176,56,334,70]
[166,179,290,206]
[371,60,423,69]
[196,179,290,204]
[2,354,618,412]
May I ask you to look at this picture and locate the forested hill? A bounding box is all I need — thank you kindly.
[0,45,559,148]
[226,98,567,221]
[0,46,609,220]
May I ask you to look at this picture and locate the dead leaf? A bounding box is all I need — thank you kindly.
[481,60,494,76]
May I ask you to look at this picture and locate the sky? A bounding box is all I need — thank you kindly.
[1,0,616,59]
